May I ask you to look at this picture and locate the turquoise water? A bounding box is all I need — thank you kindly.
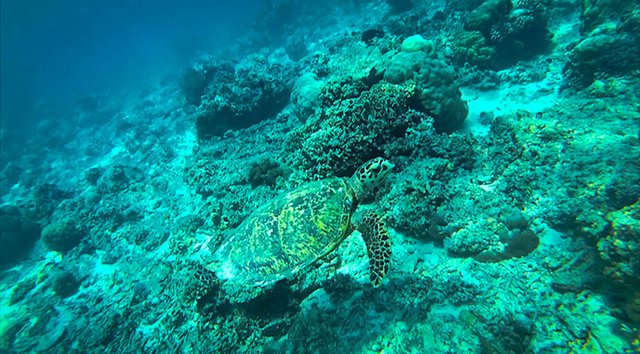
[1,0,639,352]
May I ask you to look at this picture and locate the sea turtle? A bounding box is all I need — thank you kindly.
[205,157,394,289]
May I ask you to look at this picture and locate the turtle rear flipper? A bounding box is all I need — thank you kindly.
[359,211,391,287]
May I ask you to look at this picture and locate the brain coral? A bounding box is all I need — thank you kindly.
[411,58,469,133]
[384,51,426,84]
[383,50,468,133]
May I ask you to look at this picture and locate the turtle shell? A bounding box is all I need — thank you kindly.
[209,178,356,285]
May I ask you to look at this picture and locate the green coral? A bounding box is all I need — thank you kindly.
[41,219,84,253]
[458,0,551,69]
[598,202,640,286]
[464,0,513,34]
[383,50,468,133]
[412,58,469,133]
[400,34,434,54]
[383,51,426,84]
[450,30,497,68]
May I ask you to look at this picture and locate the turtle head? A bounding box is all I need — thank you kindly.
[351,157,394,197]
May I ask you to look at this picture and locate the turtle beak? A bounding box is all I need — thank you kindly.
[380,159,394,178]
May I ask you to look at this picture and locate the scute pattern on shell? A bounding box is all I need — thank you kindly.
[212,178,355,284]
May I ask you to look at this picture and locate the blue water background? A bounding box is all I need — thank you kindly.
[1,0,265,132]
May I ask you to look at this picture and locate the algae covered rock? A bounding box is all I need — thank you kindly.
[248,158,290,188]
[51,271,81,298]
[598,202,640,286]
[383,158,450,240]
[41,219,84,253]
[180,57,235,106]
[563,20,640,89]
[598,202,640,323]
[31,183,73,219]
[97,164,143,193]
[580,0,639,34]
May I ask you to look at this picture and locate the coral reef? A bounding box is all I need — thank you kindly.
[247,158,290,189]
[41,219,85,253]
[285,81,428,178]
[194,55,293,140]
[599,202,640,289]
[456,0,552,69]
[180,57,235,106]
[290,72,325,122]
[383,46,468,133]
[563,8,640,89]
[1,1,639,353]
[449,30,497,68]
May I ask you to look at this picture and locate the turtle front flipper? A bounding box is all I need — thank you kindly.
[359,211,391,287]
